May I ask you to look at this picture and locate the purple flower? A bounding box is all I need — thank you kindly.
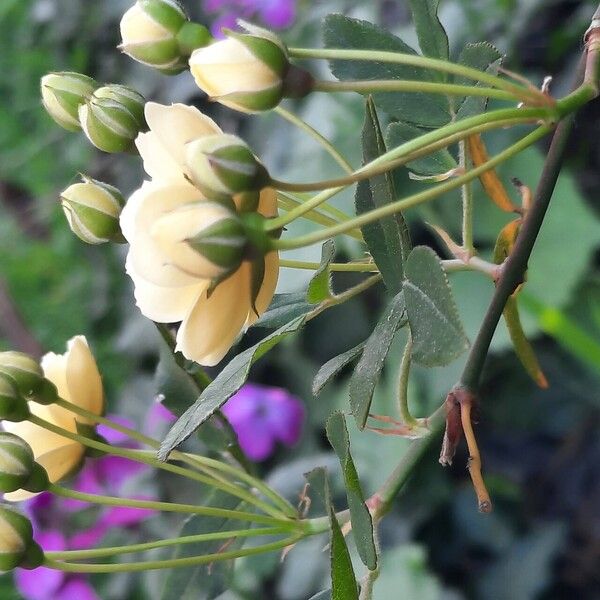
[222,383,305,461]
[202,0,296,36]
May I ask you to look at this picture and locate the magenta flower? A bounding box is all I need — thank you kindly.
[222,383,305,461]
[203,0,296,37]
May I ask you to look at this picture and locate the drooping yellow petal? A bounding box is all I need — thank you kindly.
[65,336,104,421]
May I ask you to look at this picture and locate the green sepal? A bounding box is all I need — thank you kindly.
[31,378,59,406]
[177,21,211,54]
[0,505,35,571]
[22,463,50,494]
[216,84,283,112]
[208,145,269,193]
[81,98,139,153]
[139,0,187,34]
[249,257,266,317]
[224,29,288,76]
[121,38,184,71]
[93,85,146,128]
[20,541,44,570]
[0,375,30,423]
[186,217,246,271]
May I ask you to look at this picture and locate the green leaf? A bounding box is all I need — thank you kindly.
[455,42,503,120]
[407,0,449,66]
[313,342,366,396]
[403,246,469,366]
[307,239,335,304]
[323,14,451,127]
[158,316,306,459]
[326,412,377,570]
[161,491,244,600]
[349,292,407,428]
[155,348,199,417]
[252,292,312,328]
[357,98,411,293]
[305,467,359,600]
[385,121,457,175]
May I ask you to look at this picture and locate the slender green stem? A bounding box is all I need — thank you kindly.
[279,191,353,224]
[280,259,377,272]
[459,140,475,255]
[43,535,303,573]
[313,78,519,101]
[266,107,553,231]
[45,527,290,561]
[29,414,287,519]
[397,335,417,427]
[442,258,499,279]
[273,126,551,250]
[274,106,353,173]
[48,483,297,529]
[290,47,547,102]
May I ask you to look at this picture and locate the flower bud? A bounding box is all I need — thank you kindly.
[0,352,43,398]
[150,201,247,279]
[61,176,126,244]
[79,93,142,153]
[189,23,290,113]
[185,134,268,201]
[92,84,146,129]
[0,505,42,571]
[120,0,210,73]
[40,72,97,131]
[0,433,48,494]
[0,376,29,423]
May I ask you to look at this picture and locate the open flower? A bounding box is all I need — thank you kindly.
[3,336,104,501]
[121,102,279,366]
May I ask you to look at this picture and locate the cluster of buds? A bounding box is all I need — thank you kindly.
[41,74,146,153]
[120,0,210,72]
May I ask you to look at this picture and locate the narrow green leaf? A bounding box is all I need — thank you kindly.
[323,14,451,127]
[455,42,503,120]
[305,468,359,600]
[403,246,469,366]
[357,98,411,293]
[158,316,306,459]
[307,239,336,304]
[161,491,244,600]
[155,348,199,417]
[326,412,377,570]
[407,0,449,65]
[385,121,457,176]
[349,292,407,428]
[313,342,366,396]
[252,292,312,328]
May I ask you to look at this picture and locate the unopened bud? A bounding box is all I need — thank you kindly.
[92,84,146,129]
[0,352,43,398]
[0,376,28,423]
[119,0,210,73]
[79,93,142,153]
[185,134,268,201]
[0,505,42,572]
[40,72,97,131]
[61,176,126,244]
[150,201,246,279]
[0,433,48,494]
[189,23,291,113]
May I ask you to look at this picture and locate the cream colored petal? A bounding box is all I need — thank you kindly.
[135,131,186,182]
[245,251,279,328]
[191,61,276,96]
[126,254,206,323]
[4,442,84,502]
[120,5,170,43]
[176,268,250,366]
[257,187,278,217]
[122,182,206,287]
[144,103,222,171]
[65,336,104,419]
[41,352,69,400]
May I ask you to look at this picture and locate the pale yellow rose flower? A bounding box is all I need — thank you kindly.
[122,102,279,366]
[3,336,104,501]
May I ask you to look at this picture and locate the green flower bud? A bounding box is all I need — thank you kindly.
[40,72,97,131]
[79,93,141,153]
[61,176,126,244]
[189,22,292,113]
[150,201,247,279]
[92,84,146,128]
[185,134,269,201]
[0,505,42,572]
[0,433,48,494]
[119,0,210,73]
[0,352,43,397]
[0,376,29,423]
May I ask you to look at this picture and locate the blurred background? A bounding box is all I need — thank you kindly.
[1,0,599,598]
